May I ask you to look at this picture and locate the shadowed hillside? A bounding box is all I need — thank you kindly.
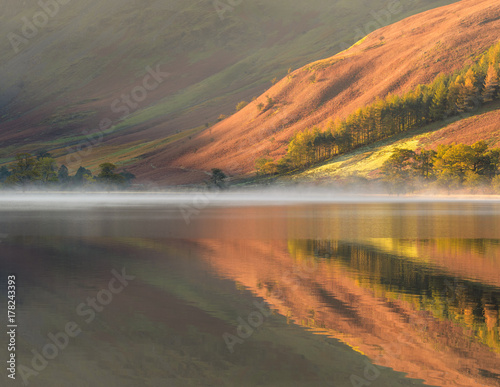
[0,0,461,181]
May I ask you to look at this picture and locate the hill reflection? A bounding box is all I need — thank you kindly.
[197,236,500,386]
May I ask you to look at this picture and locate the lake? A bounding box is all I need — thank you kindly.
[0,193,499,387]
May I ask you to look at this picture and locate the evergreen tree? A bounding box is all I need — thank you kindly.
[447,76,462,114]
[483,63,499,102]
[456,70,478,112]
[335,124,352,153]
[73,166,93,185]
[57,165,69,183]
[430,82,448,121]
[0,166,11,183]
[325,131,336,158]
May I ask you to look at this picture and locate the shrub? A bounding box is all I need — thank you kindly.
[236,101,248,111]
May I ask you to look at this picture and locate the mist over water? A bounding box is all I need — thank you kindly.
[1,188,500,209]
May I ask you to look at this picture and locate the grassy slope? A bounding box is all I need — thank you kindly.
[130,0,500,184]
[284,100,500,183]
[0,0,459,172]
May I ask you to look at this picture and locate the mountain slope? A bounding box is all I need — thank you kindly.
[0,0,460,167]
[129,0,500,184]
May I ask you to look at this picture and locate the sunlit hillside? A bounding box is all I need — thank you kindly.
[0,0,460,182]
[131,0,499,184]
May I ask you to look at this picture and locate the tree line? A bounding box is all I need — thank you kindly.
[382,141,500,193]
[0,152,135,190]
[256,41,500,175]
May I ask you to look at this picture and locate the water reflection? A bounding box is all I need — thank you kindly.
[195,237,500,386]
[291,239,500,350]
[0,201,499,386]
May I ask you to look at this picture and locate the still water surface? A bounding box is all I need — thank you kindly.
[0,195,499,386]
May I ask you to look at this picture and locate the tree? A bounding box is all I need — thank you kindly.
[0,166,11,183]
[464,170,487,191]
[73,166,93,185]
[413,149,436,180]
[435,169,462,192]
[287,129,316,168]
[276,156,292,174]
[446,76,462,114]
[483,148,500,178]
[119,170,136,187]
[335,125,353,154]
[35,157,58,184]
[430,81,448,121]
[210,168,227,188]
[381,148,416,193]
[324,131,336,158]
[97,163,125,186]
[36,150,52,160]
[432,143,478,191]
[5,153,39,186]
[260,160,277,175]
[483,63,499,102]
[462,78,478,110]
[255,157,276,176]
[434,143,474,180]
[457,69,480,112]
[266,96,274,108]
[57,165,69,183]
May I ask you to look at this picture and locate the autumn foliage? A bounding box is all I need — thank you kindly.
[382,141,500,193]
[259,41,500,175]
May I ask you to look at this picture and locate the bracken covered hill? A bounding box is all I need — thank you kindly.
[134,0,500,184]
[0,0,460,177]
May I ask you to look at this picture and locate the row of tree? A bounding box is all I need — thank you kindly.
[0,153,135,189]
[256,41,500,175]
[381,141,500,193]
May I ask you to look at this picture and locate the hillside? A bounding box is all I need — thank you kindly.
[0,0,460,176]
[285,100,500,184]
[125,0,500,184]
